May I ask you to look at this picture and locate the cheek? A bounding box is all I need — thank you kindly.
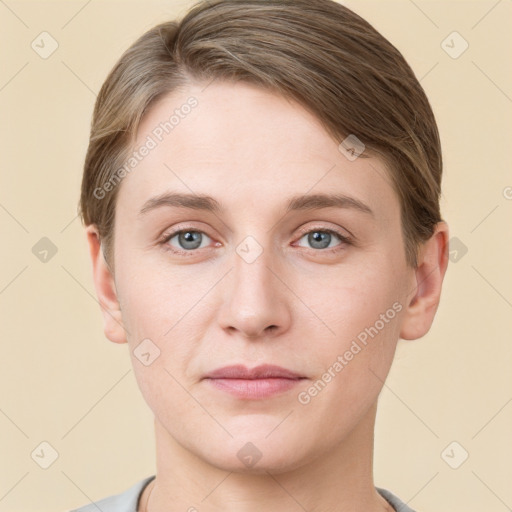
[293,260,404,396]
[116,260,216,392]
[298,260,402,340]
[116,253,198,339]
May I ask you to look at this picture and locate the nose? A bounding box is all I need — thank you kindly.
[217,242,292,340]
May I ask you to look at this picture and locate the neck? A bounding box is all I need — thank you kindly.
[143,401,391,512]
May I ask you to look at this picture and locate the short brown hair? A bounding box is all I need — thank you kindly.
[79,0,443,268]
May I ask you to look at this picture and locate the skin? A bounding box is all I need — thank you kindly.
[86,80,449,512]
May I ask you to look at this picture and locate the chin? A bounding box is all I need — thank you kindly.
[190,426,312,475]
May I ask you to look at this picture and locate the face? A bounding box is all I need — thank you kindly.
[108,80,416,473]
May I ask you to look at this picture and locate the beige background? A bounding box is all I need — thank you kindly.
[0,0,511,510]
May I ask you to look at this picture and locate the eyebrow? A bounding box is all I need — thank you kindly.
[138,192,374,217]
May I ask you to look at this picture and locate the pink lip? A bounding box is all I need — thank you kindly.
[203,364,306,399]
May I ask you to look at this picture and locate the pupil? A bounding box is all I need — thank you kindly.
[310,231,330,249]
[180,231,201,249]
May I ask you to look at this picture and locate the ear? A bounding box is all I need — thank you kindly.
[400,221,449,340]
[85,225,127,344]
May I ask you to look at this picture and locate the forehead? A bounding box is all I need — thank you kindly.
[119,80,399,221]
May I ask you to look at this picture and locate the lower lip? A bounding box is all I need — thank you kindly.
[205,377,303,399]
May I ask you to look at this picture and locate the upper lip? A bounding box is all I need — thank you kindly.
[203,364,304,380]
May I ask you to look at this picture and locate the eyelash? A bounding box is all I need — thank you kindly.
[159,225,352,257]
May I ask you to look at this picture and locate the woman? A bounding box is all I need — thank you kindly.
[73,0,449,510]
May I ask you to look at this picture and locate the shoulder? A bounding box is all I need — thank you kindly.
[69,479,412,512]
[69,476,156,512]
[376,487,417,512]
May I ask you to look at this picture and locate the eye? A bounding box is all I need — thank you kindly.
[159,225,351,257]
[295,228,350,252]
[162,229,213,253]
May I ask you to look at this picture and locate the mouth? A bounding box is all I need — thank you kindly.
[203,364,307,400]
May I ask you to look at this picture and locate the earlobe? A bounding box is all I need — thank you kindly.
[85,225,127,344]
[399,221,449,341]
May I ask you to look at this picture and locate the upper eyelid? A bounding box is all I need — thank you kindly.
[163,223,348,238]
[295,224,350,238]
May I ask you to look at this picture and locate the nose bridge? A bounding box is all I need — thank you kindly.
[217,233,290,338]
[234,236,273,297]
